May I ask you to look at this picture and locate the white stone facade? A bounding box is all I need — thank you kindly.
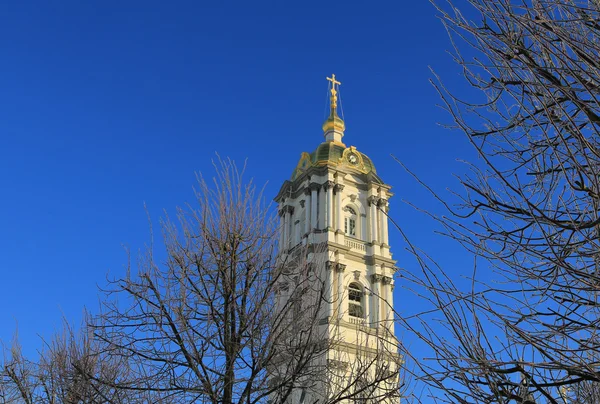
[274,135,400,403]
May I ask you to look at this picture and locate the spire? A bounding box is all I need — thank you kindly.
[322,74,346,143]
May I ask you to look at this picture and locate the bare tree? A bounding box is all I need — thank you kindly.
[396,0,600,402]
[90,158,404,404]
[0,321,138,404]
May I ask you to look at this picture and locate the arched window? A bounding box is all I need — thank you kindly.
[348,282,364,318]
[344,206,357,237]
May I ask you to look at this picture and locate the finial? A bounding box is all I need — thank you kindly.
[326,74,341,112]
[323,74,346,142]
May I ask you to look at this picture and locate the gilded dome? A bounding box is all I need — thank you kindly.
[290,142,378,181]
[322,113,345,133]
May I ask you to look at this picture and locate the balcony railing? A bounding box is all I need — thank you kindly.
[349,317,366,326]
[345,238,367,252]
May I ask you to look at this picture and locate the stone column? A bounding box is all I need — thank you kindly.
[336,263,347,321]
[382,276,393,322]
[304,189,311,235]
[324,181,334,230]
[371,274,382,327]
[387,277,395,335]
[294,219,300,246]
[278,208,285,248]
[334,184,345,232]
[285,206,295,248]
[368,196,379,243]
[318,184,326,230]
[326,261,335,320]
[364,288,370,324]
[310,183,319,230]
[379,199,389,246]
[283,208,290,250]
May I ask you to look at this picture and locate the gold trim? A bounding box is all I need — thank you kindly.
[339,146,369,174]
[291,152,313,180]
[323,74,346,133]
[326,74,341,110]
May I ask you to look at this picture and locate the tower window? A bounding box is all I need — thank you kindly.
[344,206,357,237]
[345,218,356,236]
[348,282,364,318]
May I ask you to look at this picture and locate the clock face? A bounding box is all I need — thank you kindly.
[348,153,358,165]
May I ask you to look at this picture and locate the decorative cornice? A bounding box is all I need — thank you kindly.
[368,196,380,206]
[309,182,321,191]
[281,205,294,215]
[277,163,389,203]
[326,261,348,273]
[334,184,345,193]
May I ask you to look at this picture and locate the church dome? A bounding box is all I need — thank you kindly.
[291,142,378,181]
[288,74,380,182]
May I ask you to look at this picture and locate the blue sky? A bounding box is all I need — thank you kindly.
[0,1,476,357]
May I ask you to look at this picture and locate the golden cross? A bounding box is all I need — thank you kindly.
[326,74,341,110]
[326,74,341,89]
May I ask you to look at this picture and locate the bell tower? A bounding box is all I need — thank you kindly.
[274,75,400,403]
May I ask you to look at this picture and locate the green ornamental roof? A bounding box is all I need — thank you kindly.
[291,142,378,181]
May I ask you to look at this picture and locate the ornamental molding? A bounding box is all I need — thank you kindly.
[326,261,347,273]
[291,152,313,181]
[342,206,356,213]
[337,146,370,174]
[367,195,380,206]
[281,205,294,215]
[323,180,335,190]
[309,182,321,191]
